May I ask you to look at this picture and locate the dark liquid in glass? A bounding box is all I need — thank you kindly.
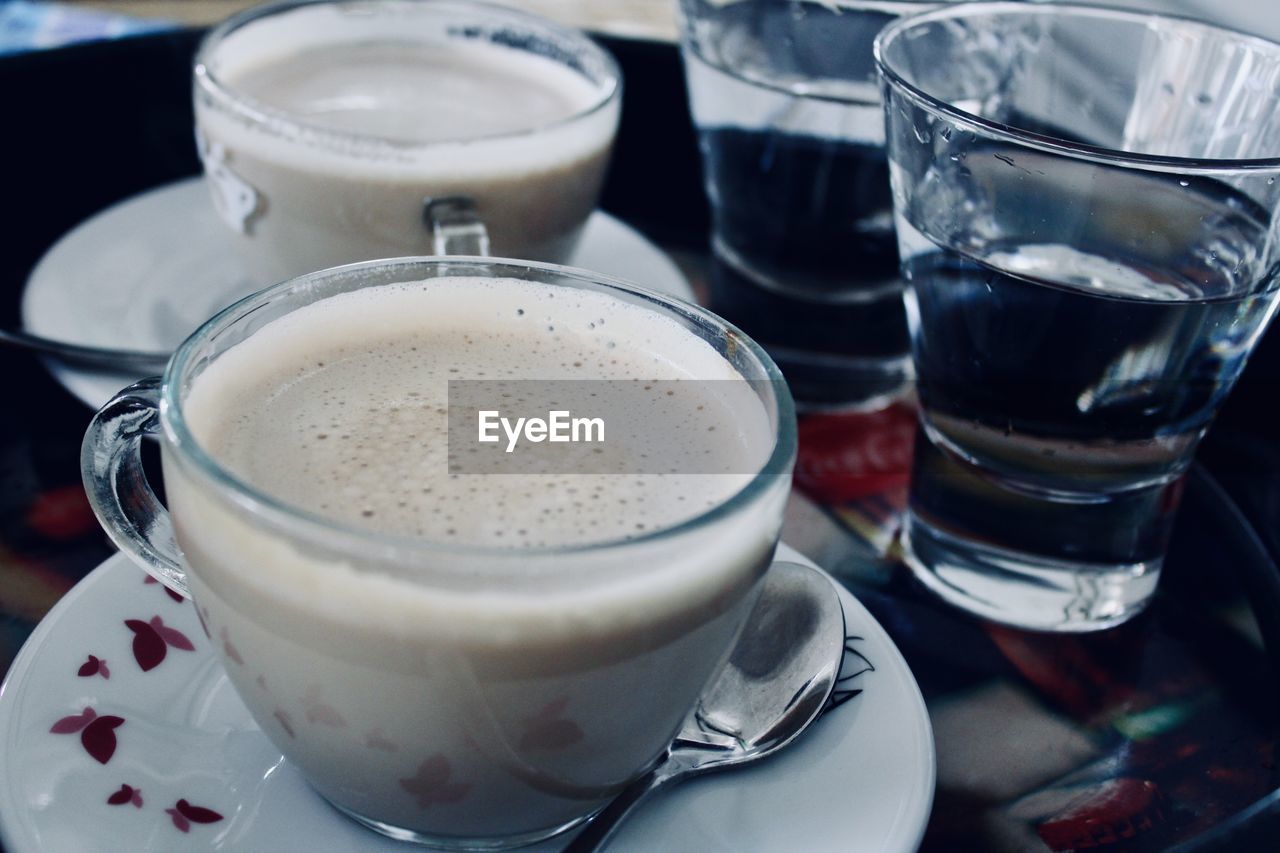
[904,153,1276,564]
[701,128,909,405]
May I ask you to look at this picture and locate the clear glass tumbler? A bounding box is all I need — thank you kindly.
[678,0,943,409]
[876,3,1280,631]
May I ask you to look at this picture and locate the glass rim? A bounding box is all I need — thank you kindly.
[874,1,1280,173]
[159,255,798,564]
[678,0,936,108]
[193,0,622,153]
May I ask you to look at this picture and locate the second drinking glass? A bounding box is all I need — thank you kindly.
[678,0,940,409]
[877,2,1280,631]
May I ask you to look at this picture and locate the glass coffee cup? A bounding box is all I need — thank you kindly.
[194,0,621,285]
[81,256,796,847]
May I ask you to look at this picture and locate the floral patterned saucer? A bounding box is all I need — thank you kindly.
[0,545,933,852]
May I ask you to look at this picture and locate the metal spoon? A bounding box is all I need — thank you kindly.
[0,327,170,374]
[564,560,847,852]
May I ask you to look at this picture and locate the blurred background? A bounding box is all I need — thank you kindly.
[3,0,1280,52]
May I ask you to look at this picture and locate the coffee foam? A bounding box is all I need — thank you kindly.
[225,41,599,143]
[183,277,772,549]
[197,13,617,180]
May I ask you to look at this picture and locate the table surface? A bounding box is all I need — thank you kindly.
[4,10,1280,853]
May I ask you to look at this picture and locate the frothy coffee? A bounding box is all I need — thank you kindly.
[225,40,599,143]
[186,277,768,546]
[166,275,785,839]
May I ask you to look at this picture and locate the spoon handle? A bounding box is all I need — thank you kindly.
[0,327,170,374]
[562,757,687,852]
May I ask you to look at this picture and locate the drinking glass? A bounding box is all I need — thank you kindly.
[677,0,942,408]
[876,2,1280,631]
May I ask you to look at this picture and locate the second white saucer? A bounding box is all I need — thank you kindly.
[22,177,693,409]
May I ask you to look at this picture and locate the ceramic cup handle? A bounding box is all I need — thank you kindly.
[81,377,189,597]
[423,195,491,256]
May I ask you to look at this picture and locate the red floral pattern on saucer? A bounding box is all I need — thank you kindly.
[165,799,225,833]
[107,783,143,808]
[49,706,123,764]
[41,577,226,837]
[125,615,194,672]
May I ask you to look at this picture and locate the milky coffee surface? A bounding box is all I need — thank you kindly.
[223,40,599,143]
[183,277,771,548]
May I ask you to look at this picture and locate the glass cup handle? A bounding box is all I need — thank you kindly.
[423,195,491,256]
[80,377,189,597]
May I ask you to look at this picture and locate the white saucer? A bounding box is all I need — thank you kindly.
[21,177,695,410]
[0,544,932,853]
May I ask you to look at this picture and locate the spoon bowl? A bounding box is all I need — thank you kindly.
[564,559,847,851]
